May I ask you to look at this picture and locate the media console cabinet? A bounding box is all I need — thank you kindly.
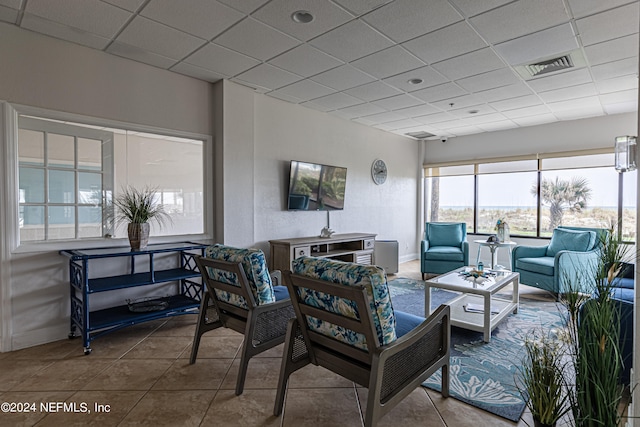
[269,232,376,272]
[60,242,207,355]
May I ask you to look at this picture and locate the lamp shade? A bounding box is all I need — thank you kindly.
[614,135,637,172]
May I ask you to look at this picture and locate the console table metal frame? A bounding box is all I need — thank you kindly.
[60,242,207,354]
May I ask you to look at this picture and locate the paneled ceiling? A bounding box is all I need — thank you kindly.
[1,0,638,139]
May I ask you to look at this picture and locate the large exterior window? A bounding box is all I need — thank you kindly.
[425,152,636,242]
[17,114,205,243]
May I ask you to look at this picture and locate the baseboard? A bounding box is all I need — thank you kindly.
[399,253,418,264]
[10,323,68,351]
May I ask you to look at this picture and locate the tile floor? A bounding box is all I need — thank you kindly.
[0,260,541,427]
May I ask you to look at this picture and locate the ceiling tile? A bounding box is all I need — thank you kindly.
[25,0,131,38]
[448,0,512,18]
[474,82,534,103]
[596,75,638,94]
[414,112,458,124]
[362,0,462,43]
[268,91,304,103]
[489,94,543,111]
[527,68,593,92]
[344,81,402,101]
[269,44,343,77]
[477,120,519,132]
[309,64,376,90]
[393,103,441,118]
[352,117,378,126]
[234,63,302,90]
[141,0,244,40]
[502,104,552,119]
[511,113,558,126]
[567,0,636,19]
[402,21,487,65]
[300,100,332,112]
[591,57,638,81]
[462,112,507,125]
[576,2,640,46]
[107,41,177,68]
[431,94,483,110]
[432,48,505,81]
[183,42,260,77]
[309,19,394,62]
[331,0,394,16]
[382,66,448,92]
[470,0,570,44]
[271,79,335,101]
[538,83,598,103]
[371,94,422,110]
[335,103,387,119]
[20,14,111,49]
[214,17,300,61]
[411,82,467,103]
[600,89,637,105]
[554,106,603,120]
[115,16,205,60]
[456,68,520,92]
[310,92,364,109]
[584,34,639,66]
[494,23,578,66]
[384,118,423,130]
[603,100,638,114]
[217,0,270,14]
[547,96,603,112]
[447,104,497,118]
[360,110,406,123]
[350,46,425,79]
[101,0,146,12]
[170,61,226,82]
[252,0,353,41]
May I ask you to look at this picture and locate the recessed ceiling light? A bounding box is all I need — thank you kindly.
[468,109,479,114]
[291,10,314,23]
[407,78,423,85]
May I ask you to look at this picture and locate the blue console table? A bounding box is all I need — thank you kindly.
[60,242,208,354]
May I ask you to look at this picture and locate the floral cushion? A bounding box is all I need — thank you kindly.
[292,256,397,350]
[204,244,275,309]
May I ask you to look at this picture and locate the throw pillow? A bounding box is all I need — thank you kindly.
[546,228,596,257]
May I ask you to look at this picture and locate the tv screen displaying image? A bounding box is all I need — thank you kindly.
[288,160,347,211]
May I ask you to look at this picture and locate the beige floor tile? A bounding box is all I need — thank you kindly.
[11,358,113,392]
[288,363,354,388]
[220,358,282,391]
[0,360,54,391]
[64,335,145,360]
[201,389,281,427]
[123,336,192,359]
[118,390,214,426]
[81,359,173,391]
[425,388,520,427]
[34,390,145,427]
[282,387,363,427]
[152,358,233,390]
[253,342,284,358]
[0,390,75,426]
[181,335,244,360]
[5,339,78,361]
[151,319,197,337]
[357,387,446,427]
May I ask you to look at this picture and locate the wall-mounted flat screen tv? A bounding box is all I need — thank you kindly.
[288,160,347,211]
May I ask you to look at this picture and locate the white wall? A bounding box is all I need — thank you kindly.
[0,25,214,351]
[217,80,422,261]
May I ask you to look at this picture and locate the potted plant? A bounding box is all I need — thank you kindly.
[110,185,171,250]
[518,330,570,427]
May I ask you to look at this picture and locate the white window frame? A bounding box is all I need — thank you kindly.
[4,103,214,253]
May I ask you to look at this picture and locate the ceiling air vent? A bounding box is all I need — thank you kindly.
[514,50,586,80]
[405,131,435,139]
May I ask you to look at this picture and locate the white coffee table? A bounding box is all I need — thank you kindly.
[425,267,519,343]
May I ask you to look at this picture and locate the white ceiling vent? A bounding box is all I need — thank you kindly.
[515,50,586,80]
[405,131,435,139]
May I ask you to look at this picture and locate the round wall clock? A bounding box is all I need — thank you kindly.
[371,159,388,185]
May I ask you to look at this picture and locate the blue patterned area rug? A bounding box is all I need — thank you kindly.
[387,276,565,423]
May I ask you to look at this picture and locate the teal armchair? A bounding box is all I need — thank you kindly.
[421,222,469,279]
[511,226,609,295]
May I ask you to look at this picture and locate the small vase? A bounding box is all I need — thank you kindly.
[128,223,150,250]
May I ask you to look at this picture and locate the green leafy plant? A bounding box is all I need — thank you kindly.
[518,330,570,427]
[110,185,171,226]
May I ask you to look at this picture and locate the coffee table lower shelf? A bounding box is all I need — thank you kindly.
[446,293,518,342]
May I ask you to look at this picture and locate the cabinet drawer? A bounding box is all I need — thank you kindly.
[293,246,311,258]
[364,239,375,250]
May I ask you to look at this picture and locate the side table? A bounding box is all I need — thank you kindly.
[474,240,517,270]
